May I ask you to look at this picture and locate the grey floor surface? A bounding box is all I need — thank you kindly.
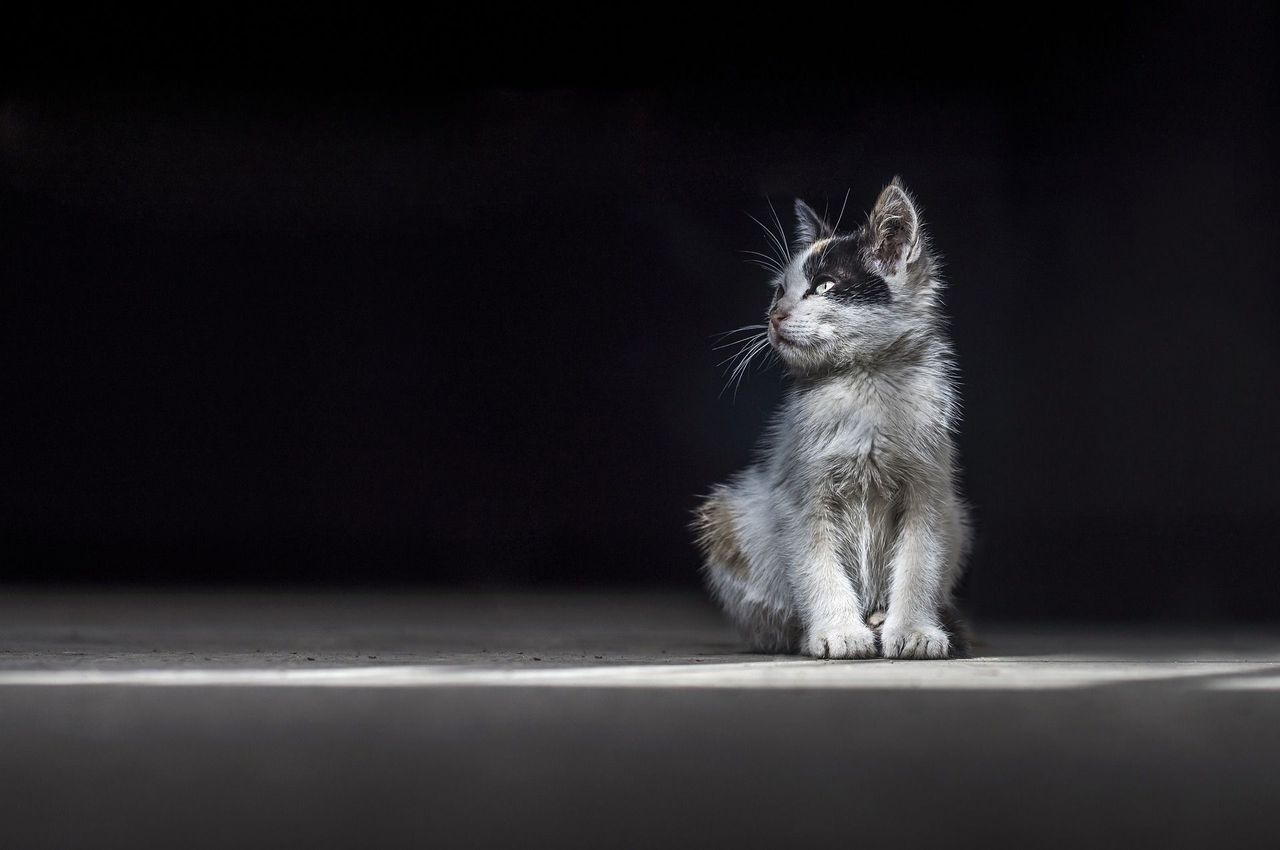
[2,590,1278,849]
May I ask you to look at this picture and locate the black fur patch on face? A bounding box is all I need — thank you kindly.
[801,236,891,305]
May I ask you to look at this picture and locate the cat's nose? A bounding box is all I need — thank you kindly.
[770,311,790,328]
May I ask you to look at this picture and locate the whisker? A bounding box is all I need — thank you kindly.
[746,213,790,268]
[730,340,772,399]
[718,334,765,375]
[831,188,852,234]
[721,335,773,398]
[742,348,768,394]
[739,250,785,273]
[714,333,767,351]
[722,354,762,398]
[714,337,765,356]
[717,333,766,365]
[766,198,792,261]
[711,323,768,340]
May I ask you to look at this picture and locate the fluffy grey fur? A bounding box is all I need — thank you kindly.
[694,179,971,659]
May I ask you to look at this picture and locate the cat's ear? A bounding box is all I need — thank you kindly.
[866,177,923,278]
[793,198,833,247]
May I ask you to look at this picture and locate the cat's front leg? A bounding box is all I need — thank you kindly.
[882,482,952,659]
[789,512,876,660]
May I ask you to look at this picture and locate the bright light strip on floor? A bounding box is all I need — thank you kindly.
[0,660,1275,690]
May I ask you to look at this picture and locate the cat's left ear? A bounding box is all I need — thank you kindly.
[866,177,924,278]
[793,199,834,247]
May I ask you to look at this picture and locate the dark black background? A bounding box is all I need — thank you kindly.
[3,7,1277,620]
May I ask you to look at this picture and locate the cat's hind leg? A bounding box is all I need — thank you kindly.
[693,478,799,654]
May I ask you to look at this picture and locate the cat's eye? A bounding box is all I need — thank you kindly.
[814,278,836,296]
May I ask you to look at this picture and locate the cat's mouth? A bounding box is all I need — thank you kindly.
[770,329,804,349]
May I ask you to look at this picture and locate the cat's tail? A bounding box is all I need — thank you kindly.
[940,605,974,659]
[692,485,800,654]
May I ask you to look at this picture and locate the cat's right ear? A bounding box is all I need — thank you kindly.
[794,199,833,247]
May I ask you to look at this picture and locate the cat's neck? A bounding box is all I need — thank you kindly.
[790,329,945,390]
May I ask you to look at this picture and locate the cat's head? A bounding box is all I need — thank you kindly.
[767,178,939,374]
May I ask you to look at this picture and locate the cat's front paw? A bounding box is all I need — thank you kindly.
[881,622,950,659]
[804,624,878,659]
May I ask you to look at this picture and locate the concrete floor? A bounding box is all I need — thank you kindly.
[1,591,1278,849]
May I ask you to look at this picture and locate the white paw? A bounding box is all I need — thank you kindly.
[881,622,950,659]
[804,624,878,659]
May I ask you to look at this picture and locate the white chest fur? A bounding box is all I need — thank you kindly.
[772,364,951,497]
[784,375,895,468]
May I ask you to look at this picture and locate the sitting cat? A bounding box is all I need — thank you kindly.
[695,179,970,659]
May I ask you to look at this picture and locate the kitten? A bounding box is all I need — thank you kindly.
[694,179,971,659]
